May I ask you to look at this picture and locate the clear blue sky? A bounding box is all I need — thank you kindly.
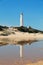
[0,0,43,30]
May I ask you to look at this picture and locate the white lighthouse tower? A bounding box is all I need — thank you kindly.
[20,13,23,26]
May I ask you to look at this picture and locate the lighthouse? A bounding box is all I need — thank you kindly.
[20,13,23,26]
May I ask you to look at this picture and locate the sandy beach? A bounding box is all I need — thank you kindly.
[0,32,43,44]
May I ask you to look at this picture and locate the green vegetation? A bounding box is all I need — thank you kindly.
[14,26,43,33]
[0,25,8,31]
[0,25,43,33]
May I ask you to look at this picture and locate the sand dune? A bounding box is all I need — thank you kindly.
[0,32,43,44]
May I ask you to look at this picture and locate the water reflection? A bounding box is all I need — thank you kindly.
[0,40,43,64]
[0,42,8,46]
[16,40,38,58]
[0,38,38,46]
[0,39,38,58]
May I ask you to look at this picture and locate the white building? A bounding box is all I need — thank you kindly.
[20,13,23,26]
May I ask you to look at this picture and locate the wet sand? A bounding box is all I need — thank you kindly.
[26,60,43,65]
[0,59,43,65]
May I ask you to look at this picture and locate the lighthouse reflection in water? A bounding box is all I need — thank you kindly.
[0,40,43,63]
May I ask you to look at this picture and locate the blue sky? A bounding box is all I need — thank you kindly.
[0,0,43,30]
